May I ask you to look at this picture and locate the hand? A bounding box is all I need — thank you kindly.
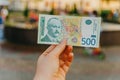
[34,39,73,80]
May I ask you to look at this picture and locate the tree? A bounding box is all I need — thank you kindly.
[49,6,54,15]
[70,3,79,15]
[23,6,29,18]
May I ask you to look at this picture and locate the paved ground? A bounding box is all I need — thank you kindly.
[0,22,120,80]
[0,41,120,80]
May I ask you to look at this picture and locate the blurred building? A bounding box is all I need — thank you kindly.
[101,0,120,10]
[8,0,26,11]
[0,0,10,6]
[7,0,120,12]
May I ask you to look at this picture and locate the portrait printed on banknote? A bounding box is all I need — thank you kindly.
[39,16,65,44]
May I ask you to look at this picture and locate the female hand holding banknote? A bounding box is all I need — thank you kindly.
[34,39,74,80]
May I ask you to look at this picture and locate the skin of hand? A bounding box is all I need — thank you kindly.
[34,39,74,80]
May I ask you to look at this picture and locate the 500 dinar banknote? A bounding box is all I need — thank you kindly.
[38,14,101,48]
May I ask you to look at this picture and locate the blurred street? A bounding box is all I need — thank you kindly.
[0,22,120,80]
[0,41,120,80]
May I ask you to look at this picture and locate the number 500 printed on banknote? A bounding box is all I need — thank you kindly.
[37,14,101,48]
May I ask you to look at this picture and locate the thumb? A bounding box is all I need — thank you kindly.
[49,39,67,57]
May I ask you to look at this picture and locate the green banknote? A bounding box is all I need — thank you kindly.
[38,14,101,48]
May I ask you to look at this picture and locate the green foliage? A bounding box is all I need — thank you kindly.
[73,4,78,14]
[49,7,54,15]
[101,10,111,19]
[69,3,79,15]
[23,7,29,18]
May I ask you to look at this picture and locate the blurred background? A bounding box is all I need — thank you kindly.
[0,0,120,80]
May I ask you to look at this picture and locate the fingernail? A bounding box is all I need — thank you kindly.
[60,38,67,44]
